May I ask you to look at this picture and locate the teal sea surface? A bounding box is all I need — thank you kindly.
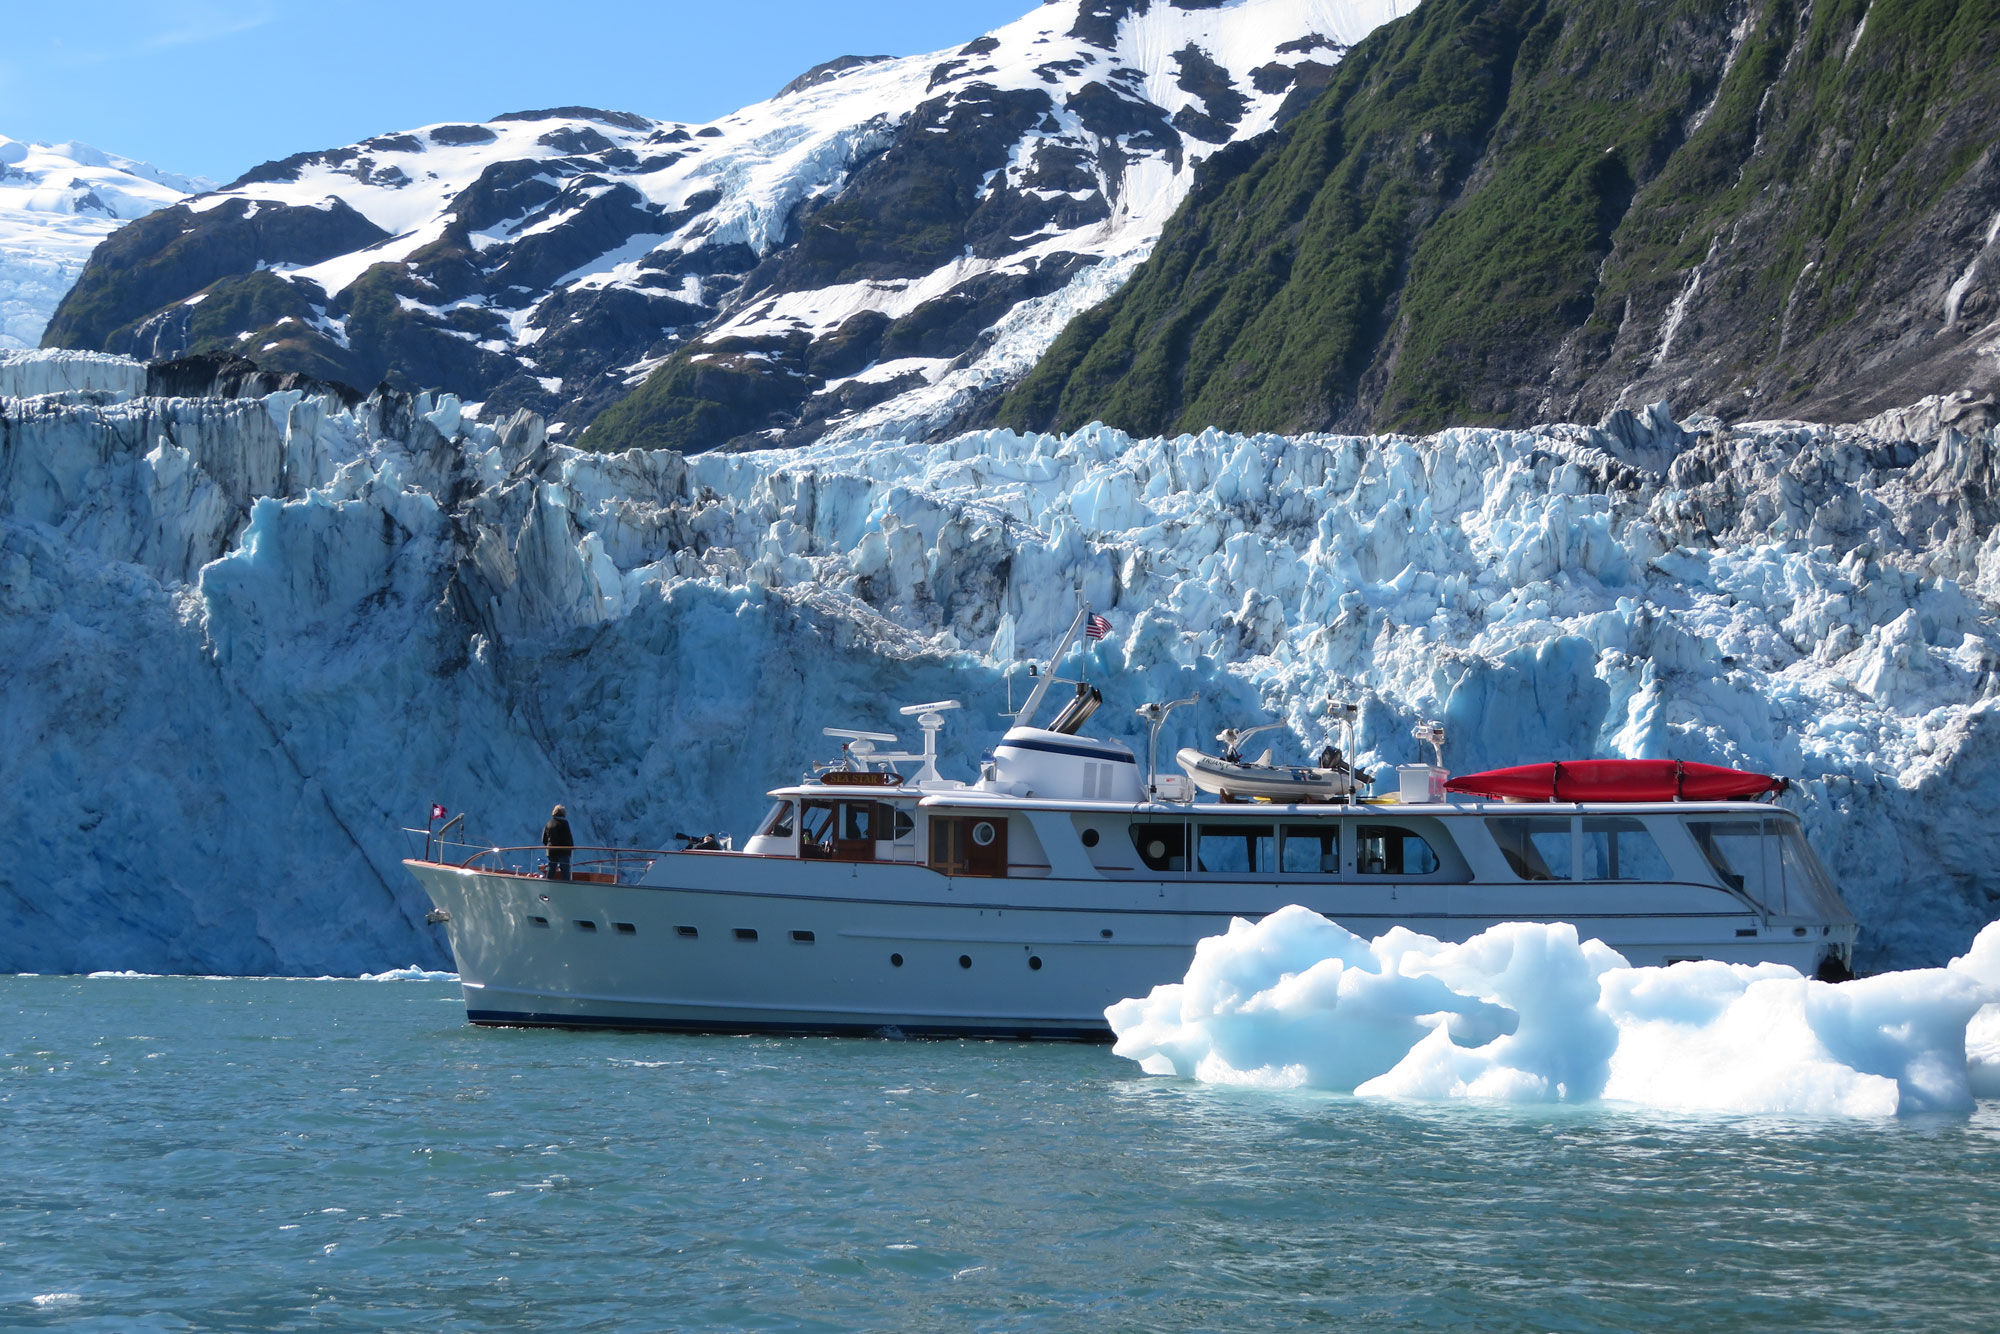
[4,974,1999,1331]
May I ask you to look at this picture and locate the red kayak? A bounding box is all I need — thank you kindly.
[1442,759,1786,802]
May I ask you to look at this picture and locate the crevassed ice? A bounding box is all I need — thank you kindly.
[1,348,1996,976]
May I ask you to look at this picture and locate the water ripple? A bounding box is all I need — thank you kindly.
[2,976,1997,1330]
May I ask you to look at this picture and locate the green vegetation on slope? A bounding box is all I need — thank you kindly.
[997,0,2000,437]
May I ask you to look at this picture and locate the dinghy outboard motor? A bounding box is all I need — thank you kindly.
[1048,683,1102,735]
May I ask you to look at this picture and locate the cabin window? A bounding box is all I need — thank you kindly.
[1355,824,1440,876]
[1197,824,1274,874]
[1688,820,1774,900]
[1130,823,1188,872]
[757,801,795,839]
[799,800,838,856]
[1488,818,1574,880]
[840,802,879,842]
[819,801,912,856]
[1776,824,1845,918]
[1280,825,1340,875]
[1581,818,1672,881]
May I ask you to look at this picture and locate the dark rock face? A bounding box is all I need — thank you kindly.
[145,351,363,404]
[429,124,499,147]
[999,0,2000,438]
[45,198,389,353]
[778,55,894,98]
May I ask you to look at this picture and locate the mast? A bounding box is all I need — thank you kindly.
[1012,603,1091,729]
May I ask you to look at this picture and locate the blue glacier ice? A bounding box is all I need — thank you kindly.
[4,352,1998,974]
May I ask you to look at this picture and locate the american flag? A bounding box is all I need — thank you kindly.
[1084,613,1112,640]
[430,803,447,822]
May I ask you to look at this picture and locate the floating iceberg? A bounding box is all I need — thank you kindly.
[1108,909,2000,1117]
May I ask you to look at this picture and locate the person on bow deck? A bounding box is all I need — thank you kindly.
[543,804,573,880]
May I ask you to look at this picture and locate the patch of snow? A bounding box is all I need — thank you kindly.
[0,136,210,347]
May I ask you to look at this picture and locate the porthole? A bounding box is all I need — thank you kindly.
[615,923,636,935]
[972,821,997,847]
[1100,929,1113,939]
[575,920,597,932]
[734,928,758,942]
[890,953,904,967]
[530,916,549,929]
[1029,956,1043,971]
[791,930,816,943]
[675,925,698,938]
[959,954,972,969]
[1080,828,1100,848]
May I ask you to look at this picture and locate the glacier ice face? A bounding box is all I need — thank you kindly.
[1106,907,2000,1116]
[3,348,1999,974]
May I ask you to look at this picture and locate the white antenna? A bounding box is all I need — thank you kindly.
[895,700,961,784]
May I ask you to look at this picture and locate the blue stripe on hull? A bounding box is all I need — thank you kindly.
[464,1008,1113,1043]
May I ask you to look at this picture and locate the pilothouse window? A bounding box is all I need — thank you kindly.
[840,802,878,842]
[799,800,837,855]
[758,802,796,839]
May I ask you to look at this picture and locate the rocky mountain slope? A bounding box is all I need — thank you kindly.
[4,348,1997,973]
[0,137,207,350]
[998,0,2000,438]
[41,0,1402,450]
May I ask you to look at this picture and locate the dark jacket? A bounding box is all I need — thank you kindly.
[542,816,573,849]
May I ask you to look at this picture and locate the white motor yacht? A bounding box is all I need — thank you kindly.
[405,609,1860,1039]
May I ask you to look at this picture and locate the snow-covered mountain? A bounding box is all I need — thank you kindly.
[4,349,1996,975]
[42,0,1404,448]
[0,138,209,350]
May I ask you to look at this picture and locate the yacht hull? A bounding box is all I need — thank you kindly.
[406,853,1854,1038]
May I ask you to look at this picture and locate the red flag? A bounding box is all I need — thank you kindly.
[1084,613,1111,640]
[430,803,447,822]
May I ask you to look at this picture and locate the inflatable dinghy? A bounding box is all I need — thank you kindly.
[1175,747,1369,801]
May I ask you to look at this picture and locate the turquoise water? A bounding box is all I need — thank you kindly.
[5,976,2000,1331]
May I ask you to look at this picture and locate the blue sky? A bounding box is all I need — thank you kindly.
[0,0,1036,183]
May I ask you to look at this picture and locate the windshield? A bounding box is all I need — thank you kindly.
[1688,817,1853,921]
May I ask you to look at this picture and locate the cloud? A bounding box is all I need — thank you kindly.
[140,3,277,51]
